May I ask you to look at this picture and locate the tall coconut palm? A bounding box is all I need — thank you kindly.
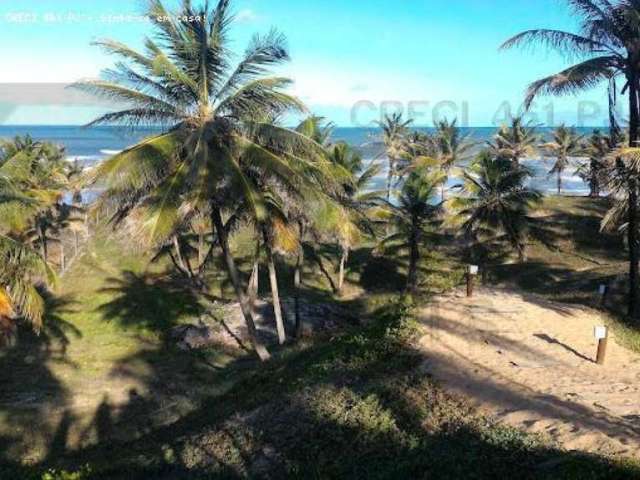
[378,159,444,294]
[501,0,640,317]
[261,212,298,345]
[540,124,584,195]
[376,113,413,202]
[433,119,474,201]
[74,0,333,360]
[488,117,538,166]
[239,179,300,345]
[324,142,383,295]
[578,129,613,197]
[451,151,542,263]
[283,116,343,335]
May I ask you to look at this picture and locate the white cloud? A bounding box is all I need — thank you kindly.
[236,8,257,23]
[284,61,464,109]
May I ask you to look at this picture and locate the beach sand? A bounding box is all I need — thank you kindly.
[419,287,640,457]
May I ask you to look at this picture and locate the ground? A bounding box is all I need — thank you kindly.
[421,287,640,457]
[1,196,640,478]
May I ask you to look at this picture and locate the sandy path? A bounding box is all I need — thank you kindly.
[419,287,640,458]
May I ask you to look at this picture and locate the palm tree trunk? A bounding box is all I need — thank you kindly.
[518,245,527,263]
[337,246,349,296]
[590,160,598,197]
[406,223,420,293]
[247,258,259,305]
[74,231,79,257]
[211,207,270,361]
[557,171,562,196]
[247,239,260,305]
[627,75,640,319]
[294,222,305,338]
[60,243,66,272]
[386,158,394,203]
[40,223,48,262]
[172,236,191,278]
[198,233,205,266]
[264,235,286,345]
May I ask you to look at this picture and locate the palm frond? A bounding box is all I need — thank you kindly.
[524,56,617,108]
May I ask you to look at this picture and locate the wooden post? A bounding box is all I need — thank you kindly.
[467,265,478,298]
[595,326,608,365]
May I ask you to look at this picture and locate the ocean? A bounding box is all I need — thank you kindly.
[0,125,599,197]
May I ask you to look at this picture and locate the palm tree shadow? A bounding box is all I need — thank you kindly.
[25,302,640,479]
[0,292,81,470]
[349,246,406,293]
[533,333,594,363]
[95,270,206,336]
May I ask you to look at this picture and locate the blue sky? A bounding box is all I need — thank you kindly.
[0,0,617,126]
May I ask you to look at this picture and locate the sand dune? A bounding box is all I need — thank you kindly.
[419,288,640,457]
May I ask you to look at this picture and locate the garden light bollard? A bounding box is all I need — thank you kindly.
[594,325,608,365]
[467,265,478,298]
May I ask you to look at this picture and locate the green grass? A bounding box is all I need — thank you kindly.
[0,227,243,465]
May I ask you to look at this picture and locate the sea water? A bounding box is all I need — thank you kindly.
[0,125,599,200]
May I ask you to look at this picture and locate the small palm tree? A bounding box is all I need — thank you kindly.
[578,129,613,198]
[488,117,538,166]
[540,125,583,195]
[65,159,85,204]
[75,0,333,360]
[433,118,474,201]
[0,167,55,341]
[0,135,42,165]
[296,115,334,147]
[326,142,383,295]
[376,113,413,202]
[451,151,541,263]
[501,0,640,317]
[601,147,640,249]
[378,160,444,294]
[1,142,69,262]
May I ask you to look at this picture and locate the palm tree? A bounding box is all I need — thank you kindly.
[75,0,333,360]
[378,160,444,294]
[601,148,640,266]
[0,164,55,341]
[488,117,538,166]
[0,138,68,261]
[0,135,42,165]
[296,115,334,147]
[376,113,413,202]
[451,151,542,263]
[285,116,342,335]
[540,125,584,195]
[327,142,382,295]
[432,119,474,201]
[501,0,640,317]
[578,129,613,197]
[65,159,85,204]
[240,180,300,345]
